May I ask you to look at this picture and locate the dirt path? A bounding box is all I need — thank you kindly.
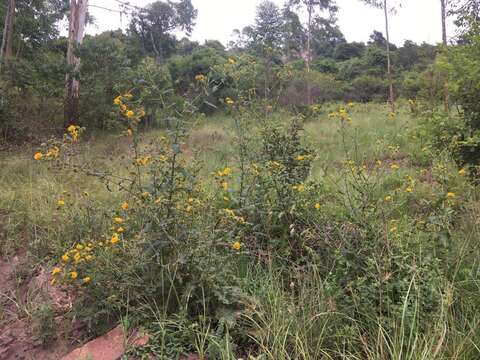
[0,257,73,360]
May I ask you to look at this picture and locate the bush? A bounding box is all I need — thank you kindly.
[349,75,387,102]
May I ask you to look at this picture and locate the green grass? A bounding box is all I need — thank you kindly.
[1,104,480,359]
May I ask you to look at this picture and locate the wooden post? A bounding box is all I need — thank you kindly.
[0,0,16,72]
[64,0,88,128]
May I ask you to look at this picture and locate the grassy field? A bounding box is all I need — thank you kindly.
[1,103,480,359]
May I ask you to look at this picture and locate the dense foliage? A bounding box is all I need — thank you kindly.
[2,0,480,359]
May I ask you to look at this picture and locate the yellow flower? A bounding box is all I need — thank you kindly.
[447,192,456,198]
[297,155,306,161]
[120,104,127,112]
[113,96,121,105]
[111,233,119,245]
[195,74,206,81]
[62,253,70,262]
[185,205,193,212]
[314,203,321,210]
[221,181,228,191]
[126,110,135,118]
[458,169,466,176]
[384,195,393,202]
[116,227,125,234]
[114,217,124,224]
[51,267,61,276]
[73,252,81,263]
[85,255,93,261]
[67,124,77,133]
[390,164,399,170]
[82,276,91,284]
[121,201,129,210]
[136,155,152,166]
[224,208,235,217]
[232,241,241,251]
[76,244,84,250]
[225,97,235,105]
[57,199,65,207]
[34,152,43,161]
[70,271,78,280]
[405,187,413,193]
[222,167,232,176]
[292,184,305,192]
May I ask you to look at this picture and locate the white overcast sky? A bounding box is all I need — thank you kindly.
[83,0,452,46]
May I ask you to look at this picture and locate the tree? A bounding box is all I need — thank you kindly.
[368,30,397,50]
[310,17,345,58]
[288,0,337,103]
[333,41,365,60]
[64,0,88,127]
[440,0,450,111]
[0,0,15,71]
[252,1,285,99]
[252,1,284,56]
[129,0,197,63]
[360,0,398,112]
[449,0,480,37]
[281,5,305,59]
[1,0,68,68]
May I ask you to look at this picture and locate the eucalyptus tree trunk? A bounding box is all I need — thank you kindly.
[306,2,312,105]
[0,0,16,72]
[384,0,395,113]
[64,0,88,128]
[440,0,450,112]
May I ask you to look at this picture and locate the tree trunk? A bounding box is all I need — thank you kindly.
[0,0,16,72]
[440,0,450,112]
[64,0,88,128]
[384,0,395,113]
[306,3,312,105]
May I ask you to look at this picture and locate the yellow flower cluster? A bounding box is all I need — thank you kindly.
[225,97,235,106]
[215,167,233,191]
[223,208,246,225]
[328,107,352,123]
[195,74,206,82]
[52,241,96,286]
[217,167,232,177]
[292,184,305,192]
[296,154,308,161]
[136,155,152,166]
[113,94,145,135]
[67,124,80,141]
[184,197,200,212]
[52,201,131,286]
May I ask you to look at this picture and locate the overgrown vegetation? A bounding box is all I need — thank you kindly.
[1,0,480,359]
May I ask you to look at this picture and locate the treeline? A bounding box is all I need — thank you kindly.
[0,0,478,139]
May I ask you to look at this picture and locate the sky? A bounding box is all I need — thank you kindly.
[84,0,452,46]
